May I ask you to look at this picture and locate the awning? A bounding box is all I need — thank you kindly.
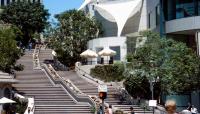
[95,0,143,36]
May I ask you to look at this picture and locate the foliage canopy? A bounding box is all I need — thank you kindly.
[0,28,21,73]
[0,1,49,45]
[50,9,102,67]
[125,31,200,98]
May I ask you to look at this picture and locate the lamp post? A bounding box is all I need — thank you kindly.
[149,60,158,114]
[150,79,154,100]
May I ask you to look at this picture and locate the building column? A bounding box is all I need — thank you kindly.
[195,32,200,56]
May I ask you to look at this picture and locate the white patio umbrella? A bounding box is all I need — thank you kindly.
[0,97,16,104]
[98,48,116,56]
[80,49,98,58]
[98,48,116,64]
[80,49,98,65]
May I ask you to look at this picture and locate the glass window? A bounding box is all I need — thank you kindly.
[156,5,160,25]
[96,47,103,63]
[164,0,199,20]
[110,46,121,60]
[1,0,5,6]
[176,0,195,19]
[198,0,200,15]
[148,13,151,28]
[7,0,10,4]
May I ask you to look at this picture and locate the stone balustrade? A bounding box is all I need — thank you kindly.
[33,45,41,70]
[44,64,84,95]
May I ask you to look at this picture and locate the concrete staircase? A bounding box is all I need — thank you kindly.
[57,71,153,114]
[36,49,152,114]
[13,50,92,114]
[57,71,124,105]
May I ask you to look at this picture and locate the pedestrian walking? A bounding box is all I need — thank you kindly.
[181,105,192,114]
[191,105,198,114]
[98,106,103,114]
[108,105,113,114]
[130,106,135,114]
[165,100,178,114]
[28,41,32,51]
[105,106,109,114]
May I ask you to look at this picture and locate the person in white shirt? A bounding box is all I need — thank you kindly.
[181,109,192,114]
[108,105,113,114]
[181,105,192,114]
[191,105,198,114]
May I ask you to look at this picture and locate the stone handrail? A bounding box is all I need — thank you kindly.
[24,97,35,114]
[42,64,96,107]
[118,87,135,105]
[13,93,34,114]
[44,64,83,95]
[75,63,117,113]
[33,45,41,70]
[75,64,104,85]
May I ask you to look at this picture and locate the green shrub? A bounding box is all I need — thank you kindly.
[90,63,124,82]
[12,98,27,114]
[124,75,151,99]
[14,64,24,71]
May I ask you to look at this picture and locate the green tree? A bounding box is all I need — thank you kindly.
[0,1,49,45]
[125,31,200,99]
[0,28,21,73]
[51,9,102,67]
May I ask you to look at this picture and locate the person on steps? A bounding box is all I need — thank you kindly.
[130,107,135,114]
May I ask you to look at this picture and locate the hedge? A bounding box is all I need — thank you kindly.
[90,63,124,82]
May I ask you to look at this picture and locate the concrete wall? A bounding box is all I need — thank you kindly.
[166,16,200,33]
[146,0,160,31]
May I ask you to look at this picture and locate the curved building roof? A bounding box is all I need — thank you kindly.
[95,0,142,36]
[79,0,143,37]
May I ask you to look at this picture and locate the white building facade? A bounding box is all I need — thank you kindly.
[80,0,200,110]
[80,0,148,62]
[80,0,200,63]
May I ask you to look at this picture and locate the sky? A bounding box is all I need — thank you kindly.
[43,0,84,22]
